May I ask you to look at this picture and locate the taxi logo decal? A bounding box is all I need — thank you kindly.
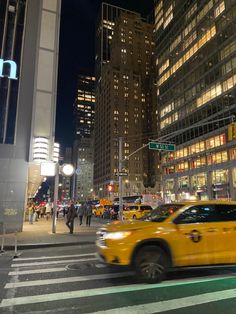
[190,229,202,243]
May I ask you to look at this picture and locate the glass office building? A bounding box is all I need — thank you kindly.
[154,0,236,201]
[0,0,61,231]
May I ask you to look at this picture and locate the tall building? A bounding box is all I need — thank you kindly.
[74,75,96,140]
[73,75,95,200]
[154,0,236,201]
[0,0,61,231]
[94,3,158,198]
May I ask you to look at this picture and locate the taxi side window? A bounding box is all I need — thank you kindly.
[129,206,138,211]
[215,204,236,221]
[174,205,218,224]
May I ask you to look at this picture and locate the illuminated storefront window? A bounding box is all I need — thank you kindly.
[205,134,226,149]
[212,169,228,184]
[165,166,175,174]
[176,161,188,172]
[178,176,189,189]
[191,173,207,189]
[191,156,206,169]
[165,179,174,191]
[207,151,228,165]
[212,169,229,200]
[175,147,188,159]
[189,141,205,154]
[230,148,236,160]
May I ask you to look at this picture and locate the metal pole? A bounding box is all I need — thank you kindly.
[52,163,59,233]
[14,232,18,258]
[118,137,123,220]
[0,224,5,253]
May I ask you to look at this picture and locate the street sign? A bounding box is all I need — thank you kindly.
[148,142,176,151]
[115,172,128,176]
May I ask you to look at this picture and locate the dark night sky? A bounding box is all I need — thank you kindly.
[56,0,154,149]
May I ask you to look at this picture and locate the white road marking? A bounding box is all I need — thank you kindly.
[91,288,236,314]
[9,268,66,276]
[5,271,134,288]
[11,257,97,267]
[13,253,95,261]
[0,276,235,308]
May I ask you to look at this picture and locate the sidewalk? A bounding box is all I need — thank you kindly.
[2,216,107,250]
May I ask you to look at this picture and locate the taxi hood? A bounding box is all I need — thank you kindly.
[101,220,154,232]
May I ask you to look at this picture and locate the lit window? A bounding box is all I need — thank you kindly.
[214,1,225,18]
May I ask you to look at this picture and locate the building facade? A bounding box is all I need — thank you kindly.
[0,0,61,231]
[94,4,159,198]
[154,0,236,201]
[73,75,95,201]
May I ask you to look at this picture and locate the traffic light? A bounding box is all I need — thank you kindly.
[228,123,236,141]
[107,184,114,192]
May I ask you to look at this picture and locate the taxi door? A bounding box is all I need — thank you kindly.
[212,204,236,264]
[172,204,219,266]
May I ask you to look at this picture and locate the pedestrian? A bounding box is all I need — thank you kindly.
[28,203,34,224]
[85,202,93,226]
[40,205,46,218]
[45,202,52,220]
[66,201,77,234]
[77,203,85,225]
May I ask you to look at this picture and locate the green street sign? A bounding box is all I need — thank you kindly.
[115,172,128,176]
[148,142,176,151]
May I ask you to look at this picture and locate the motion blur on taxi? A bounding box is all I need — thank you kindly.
[96,200,236,283]
[123,204,153,220]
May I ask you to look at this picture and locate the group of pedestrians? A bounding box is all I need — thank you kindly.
[66,201,93,234]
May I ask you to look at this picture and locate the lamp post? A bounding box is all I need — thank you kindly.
[52,163,75,234]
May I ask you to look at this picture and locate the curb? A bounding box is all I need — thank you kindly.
[4,240,95,250]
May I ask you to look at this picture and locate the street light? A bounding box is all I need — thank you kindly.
[52,163,75,234]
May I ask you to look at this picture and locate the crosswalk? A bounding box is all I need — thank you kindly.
[1,248,236,313]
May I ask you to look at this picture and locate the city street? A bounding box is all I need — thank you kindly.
[1,245,236,313]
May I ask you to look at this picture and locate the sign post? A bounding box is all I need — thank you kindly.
[148,142,176,152]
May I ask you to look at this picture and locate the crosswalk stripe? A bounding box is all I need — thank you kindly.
[14,253,95,261]
[0,277,235,308]
[91,288,236,314]
[5,271,134,289]
[11,257,97,267]
[9,268,66,276]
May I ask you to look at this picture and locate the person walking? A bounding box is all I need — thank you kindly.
[66,201,77,234]
[77,203,85,225]
[45,202,52,220]
[85,202,92,226]
[28,203,34,224]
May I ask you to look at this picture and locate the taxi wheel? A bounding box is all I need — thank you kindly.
[133,215,137,220]
[135,246,168,283]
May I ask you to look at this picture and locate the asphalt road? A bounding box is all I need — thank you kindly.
[0,245,236,313]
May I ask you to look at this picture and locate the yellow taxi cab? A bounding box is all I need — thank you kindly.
[96,201,236,283]
[123,204,153,220]
[93,205,106,217]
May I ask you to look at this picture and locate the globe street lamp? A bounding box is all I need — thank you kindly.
[52,163,75,234]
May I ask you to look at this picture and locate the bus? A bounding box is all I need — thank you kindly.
[113,194,162,208]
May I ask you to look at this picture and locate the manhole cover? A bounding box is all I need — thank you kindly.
[66,262,94,270]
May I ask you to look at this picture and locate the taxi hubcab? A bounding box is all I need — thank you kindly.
[96,201,236,283]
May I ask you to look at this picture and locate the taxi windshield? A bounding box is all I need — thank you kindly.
[140,204,185,222]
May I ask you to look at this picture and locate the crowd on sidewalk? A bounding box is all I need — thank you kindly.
[26,200,93,234]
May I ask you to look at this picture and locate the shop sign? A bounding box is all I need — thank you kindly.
[0,58,18,80]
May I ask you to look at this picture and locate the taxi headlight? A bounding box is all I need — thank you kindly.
[105,231,132,240]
